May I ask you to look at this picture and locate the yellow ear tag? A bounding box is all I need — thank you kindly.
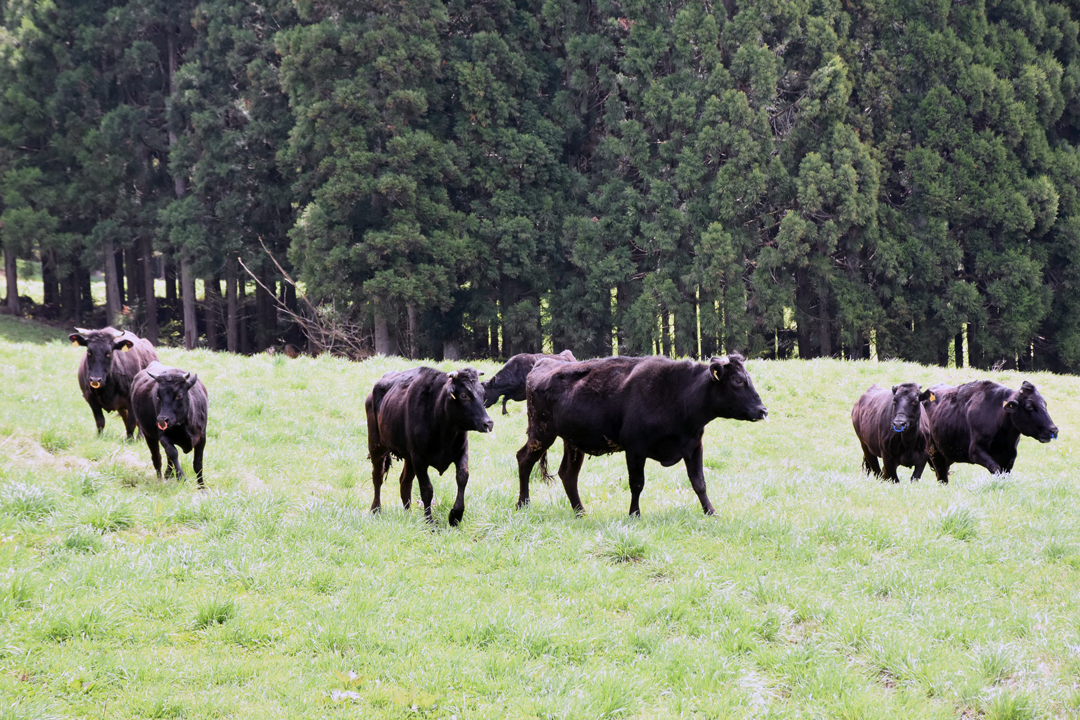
[122,346,130,352]
[450,392,456,400]
[1003,400,1009,408]
[929,392,936,402]
[712,369,719,381]
[71,340,79,347]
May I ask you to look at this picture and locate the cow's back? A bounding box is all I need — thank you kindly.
[851,384,890,456]
[366,368,438,457]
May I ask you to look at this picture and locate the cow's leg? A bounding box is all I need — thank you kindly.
[516,433,555,508]
[448,448,470,527]
[414,465,436,523]
[145,435,163,479]
[399,459,415,509]
[881,455,900,483]
[626,452,647,517]
[558,445,586,515]
[192,438,206,489]
[159,436,187,482]
[860,443,881,476]
[118,407,137,440]
[929,451,950,484]
[501,397,509,416]
[90,401,106,435]
[370,447,388,514]
[911,456,927,482]
[684,441,715,515]
[968,442,1003,475]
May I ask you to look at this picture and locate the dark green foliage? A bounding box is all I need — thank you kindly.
[3,0,1080,369]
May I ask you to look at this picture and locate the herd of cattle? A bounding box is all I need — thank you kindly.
[66,327,1060,525]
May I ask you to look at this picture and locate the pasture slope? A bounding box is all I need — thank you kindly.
[1,314,1079,720]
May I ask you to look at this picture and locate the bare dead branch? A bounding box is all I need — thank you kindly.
[238,238,372,360]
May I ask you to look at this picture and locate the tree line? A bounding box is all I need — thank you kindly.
[3,0,1080,372]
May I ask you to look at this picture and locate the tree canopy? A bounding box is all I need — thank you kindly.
[3,0,1080,371]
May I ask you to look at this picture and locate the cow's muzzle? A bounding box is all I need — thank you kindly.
[892,421,908,433]
[754,407,769,422]
[89,379,103,389]
[480,419,495,433]
[157,420,169,431]
[1040,427,1059,443]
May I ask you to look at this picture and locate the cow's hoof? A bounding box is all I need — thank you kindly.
[370,505,381,515]
[448,509,463,527]
[516,498,530,509]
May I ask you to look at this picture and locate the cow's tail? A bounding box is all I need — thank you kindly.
[538,450,555,483]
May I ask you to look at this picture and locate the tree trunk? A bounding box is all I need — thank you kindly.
[115,248,126,307]
[165,255,177,304]
[60,264,77,321]
[374,307,392,356]
[181,259,197,349]
[4,247,19,315]
[407,303,419,359]
[489,318,500,358]
[795,267,815,359]
[443,339,460,361]
[967,321,983,370]
[142,235,158,344]
[256,266,275,351]
[226,258,238,352]
[238,278,250,353]
[673,294,697,358]
[699,287,718,358]
[204,274,221,351]
[42,249,59,312]
[656,310,665,358]
[126,244,142,307]
[954,332,964,368]
[103,237,122,325]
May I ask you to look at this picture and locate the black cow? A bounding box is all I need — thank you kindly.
[483,350,577,415]
[851,383,934,482]
[516,354,767,517]
[130,361,209,487]
[366,367,494,526]
[69,326,159,438]
[925,380,1058,483]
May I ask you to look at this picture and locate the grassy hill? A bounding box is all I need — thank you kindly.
[1,314,1079,719]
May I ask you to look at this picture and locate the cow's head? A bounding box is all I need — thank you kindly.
[1004,381,1058,443]
[70,327,134,389]
[482,376,500,409]
[146,365,199,432]
[889,383,933,433]
[446,368,494,433]
[708,355,768,421]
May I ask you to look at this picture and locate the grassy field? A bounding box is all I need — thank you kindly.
[1,315,1079,719]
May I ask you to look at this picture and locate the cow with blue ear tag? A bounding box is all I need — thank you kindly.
[130,361,209,488]
[366,366,494,526]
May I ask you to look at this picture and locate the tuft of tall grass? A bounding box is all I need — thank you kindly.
[934,503,979,541]
[192,597,236,629]
[80,496,136,532]
[0,482,56,520]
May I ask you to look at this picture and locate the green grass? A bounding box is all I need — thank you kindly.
[1,323,1080,717]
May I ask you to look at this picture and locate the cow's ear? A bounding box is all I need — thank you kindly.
[69,333,88,347]
[709,356,731,381]
[447,371,458,380]
[918,389,933,402]
[114,338,134,352]
[891,385,899,394]
[478,371,484,377]
[184,372,198,390]
[1003,396,1019,412]
[1021,381,1035,393]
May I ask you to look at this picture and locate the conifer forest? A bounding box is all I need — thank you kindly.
[3,0,1080,372]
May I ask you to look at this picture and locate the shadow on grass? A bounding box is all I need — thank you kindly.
[0,315,69,345]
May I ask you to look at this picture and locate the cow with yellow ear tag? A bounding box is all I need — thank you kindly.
[69,327,158,438]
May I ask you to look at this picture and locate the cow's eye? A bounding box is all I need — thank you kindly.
[733,377,744,386]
